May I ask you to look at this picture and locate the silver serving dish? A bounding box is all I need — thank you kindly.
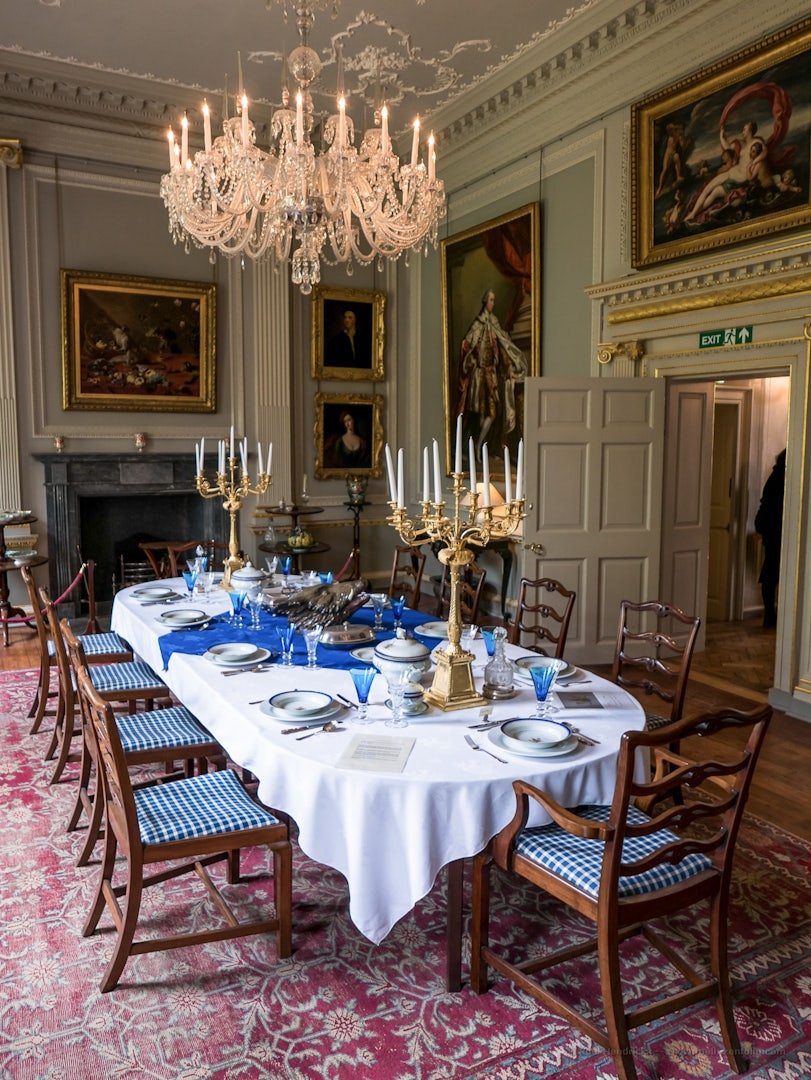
[320,622,376,648]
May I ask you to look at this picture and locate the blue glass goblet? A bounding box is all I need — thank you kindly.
[228,590,247,625]
[278,621,296,665]
[349,667,376,725]
[182,568,198,598]
[280,556,293,591]
[529,664,558,717]
[481,629,497,657]
[390,595,406,630]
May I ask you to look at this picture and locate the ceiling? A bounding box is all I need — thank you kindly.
[0,0,596,136]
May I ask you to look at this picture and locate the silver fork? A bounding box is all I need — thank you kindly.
[464,733,507,764]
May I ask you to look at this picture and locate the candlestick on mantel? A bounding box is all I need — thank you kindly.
[195,432,272,587]
[383,436,525,711]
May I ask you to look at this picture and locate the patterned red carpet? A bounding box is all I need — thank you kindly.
[2,668,810,1080]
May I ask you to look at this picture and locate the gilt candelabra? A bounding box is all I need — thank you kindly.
[387,435,524,710]
[195,433,272,587]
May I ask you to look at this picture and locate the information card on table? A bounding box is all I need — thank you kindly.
[337,735,416,773]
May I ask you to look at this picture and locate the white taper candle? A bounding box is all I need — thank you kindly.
[396,448,404,509]
[411,117,420,167]
[469,437,477,493]
[504,446,512,504]
[423,447,429,503]
[516,439,524,503]
[385,444,397,502]
[202,102,212,155]
[482,444,491,506]
[454,414,463,475]
[432,439,442,503]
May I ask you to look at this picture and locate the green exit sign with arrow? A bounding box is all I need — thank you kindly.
[699,326,754,348]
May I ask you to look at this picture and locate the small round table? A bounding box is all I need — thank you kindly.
[259,540,331,576]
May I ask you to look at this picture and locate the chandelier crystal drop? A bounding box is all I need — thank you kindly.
[160,1,446,294]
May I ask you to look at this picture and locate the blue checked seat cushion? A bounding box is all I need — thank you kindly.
[48,632,130,658]
[134,769,280,845]
[643,712,675,732]
[89,660,166,695]
[514,804,714,899]
[116,705,216,754]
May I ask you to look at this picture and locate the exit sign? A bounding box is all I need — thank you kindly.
[699,326,753,348]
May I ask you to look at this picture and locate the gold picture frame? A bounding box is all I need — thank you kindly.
[61,269,216,412]
[440,203,540,478]
[631,17,811,268]
[313,391,384,480]
[310,285,386,381]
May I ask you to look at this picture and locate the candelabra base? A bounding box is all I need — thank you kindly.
[424,648,486,711]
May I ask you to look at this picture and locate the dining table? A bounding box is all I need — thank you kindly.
[111,578,646,989]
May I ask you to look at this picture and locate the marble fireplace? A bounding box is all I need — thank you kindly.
[36,454,226,615]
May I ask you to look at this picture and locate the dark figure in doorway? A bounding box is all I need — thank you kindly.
[754,448,785,629]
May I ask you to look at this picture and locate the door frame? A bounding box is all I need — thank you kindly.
[712,386,752,621]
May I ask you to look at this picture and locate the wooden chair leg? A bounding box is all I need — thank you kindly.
[99,863,144,993]
[82,827,118,938]
[710,892,748,1074]
[274,842,293,960]
[48,707,79,784]
[598,927,637,1080]
[470,852,492,994]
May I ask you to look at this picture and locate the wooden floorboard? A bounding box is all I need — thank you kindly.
[3,613,810,841]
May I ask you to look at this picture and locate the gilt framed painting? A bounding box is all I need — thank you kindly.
[61,269,216,412]
[310,285,386,381]
[313,392,384,480]
[631,18,811,268]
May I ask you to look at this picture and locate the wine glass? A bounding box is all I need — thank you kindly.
[390,595,406,630]
[303,625,323,668]
[278,621,296,665]
[529,664,559,717]
[228,590,247,625]
[279,555,293,591]
[246,588,264,630]
[181,567,198,598]
[460,623,478,652]
[349,667,376,725]
[481,628,497,657]
[369,593,388,630]
[385,666,415,729]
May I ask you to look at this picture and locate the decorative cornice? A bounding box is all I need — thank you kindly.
[0,138,22,167]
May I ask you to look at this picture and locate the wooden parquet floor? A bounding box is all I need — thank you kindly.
[691,615,776,698]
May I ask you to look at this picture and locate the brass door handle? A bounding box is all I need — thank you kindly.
[525,543,545,555]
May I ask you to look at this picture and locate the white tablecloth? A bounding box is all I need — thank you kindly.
[112,581,646,944]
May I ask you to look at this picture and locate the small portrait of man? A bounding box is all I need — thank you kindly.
[323,299,373,371]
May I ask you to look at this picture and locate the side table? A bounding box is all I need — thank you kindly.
[258,540,331,576]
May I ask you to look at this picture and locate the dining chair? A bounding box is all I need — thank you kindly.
[64,619,224,866]
[78,669,292,993]
[470,702,773,1080]
[388,545,426,609]
[40,587,171,785]
[138,540,228,579]
[610,599,701,733]
[508,577,576,658]
[22,565,132,736]
[434,559,487,623]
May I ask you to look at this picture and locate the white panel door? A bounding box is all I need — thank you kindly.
[660,381,714,650]
[522,377,665,665]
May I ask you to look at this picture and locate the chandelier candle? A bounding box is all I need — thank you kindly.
[194,434,272,588]
[385,438,525,710]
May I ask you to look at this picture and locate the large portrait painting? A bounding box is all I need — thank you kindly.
[632,18,811,268]
[440,203,540,479]
[313,392,384,481]
[310,286,386,381]
[61,269,216,412]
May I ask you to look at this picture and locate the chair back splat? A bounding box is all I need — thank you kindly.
[470,703,772,1080]
[611,598,700,733]
[78,671,292,992]
[508,577,576,658]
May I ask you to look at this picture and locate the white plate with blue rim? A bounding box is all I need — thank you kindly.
[415,621,449,639]
[488,724,579,758]
[133,586,176,600]
[267,690,335,718]
[349,646,377,664]
[158,608,207,626]
[205,643,270,667]
[513,656,575,681]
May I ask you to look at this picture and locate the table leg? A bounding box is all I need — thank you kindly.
[445,857,464,991]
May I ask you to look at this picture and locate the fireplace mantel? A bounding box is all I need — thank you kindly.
[35,453,225,613]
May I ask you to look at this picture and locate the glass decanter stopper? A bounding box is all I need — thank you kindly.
[483,626,514,699]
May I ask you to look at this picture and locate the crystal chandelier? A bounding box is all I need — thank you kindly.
[160,1,446,294]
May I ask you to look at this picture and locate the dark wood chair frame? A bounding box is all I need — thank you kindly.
[138,540,228,579]
[79,670,292,993]
[508,577,576,658]
[388,545,426,609]
[434,559,487,624]
[470,703,772,1080]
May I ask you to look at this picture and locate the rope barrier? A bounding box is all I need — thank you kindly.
[2,563,86,626]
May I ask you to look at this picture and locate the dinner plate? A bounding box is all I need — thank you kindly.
[513,656,574,679]
[415,621,449,639]
[133,586,175,600]
[158,608,207,626]
[259,698,343,724]
[205,645,270,667]
[500,718,572,749]
[267,690,335,717]
[349,646,377,664]
[488,727,580,759]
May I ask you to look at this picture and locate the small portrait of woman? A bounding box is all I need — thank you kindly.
[314,392,384,479]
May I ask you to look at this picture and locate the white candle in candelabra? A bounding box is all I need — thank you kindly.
[202,102,212,155]
[338,97,346,150]
[195,441,201,475]
[516,439,524,503]
[469,437,477,493]
[256,442,263,475]
[432,439,442,503]
[239,443,248,474]
[482,444,491,506]
[396,448,404,509]
[242,436,248,467]
[504,446,512,504]
[181,114,188,166]
[302,473,308,495]
[454,414,463,475]
[428,133,436,181]
[218,440,225,474]
[384,444,397,502]
[381,105,389,156]
[296,91,304,147]
[411,118,420,167]
[167,128,175,170]
[241,94,249,147]
[229,426,235,458]
[423,446,429,503]
[266,442,273,476]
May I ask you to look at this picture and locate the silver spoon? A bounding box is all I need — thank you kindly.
[296,721,344,741]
